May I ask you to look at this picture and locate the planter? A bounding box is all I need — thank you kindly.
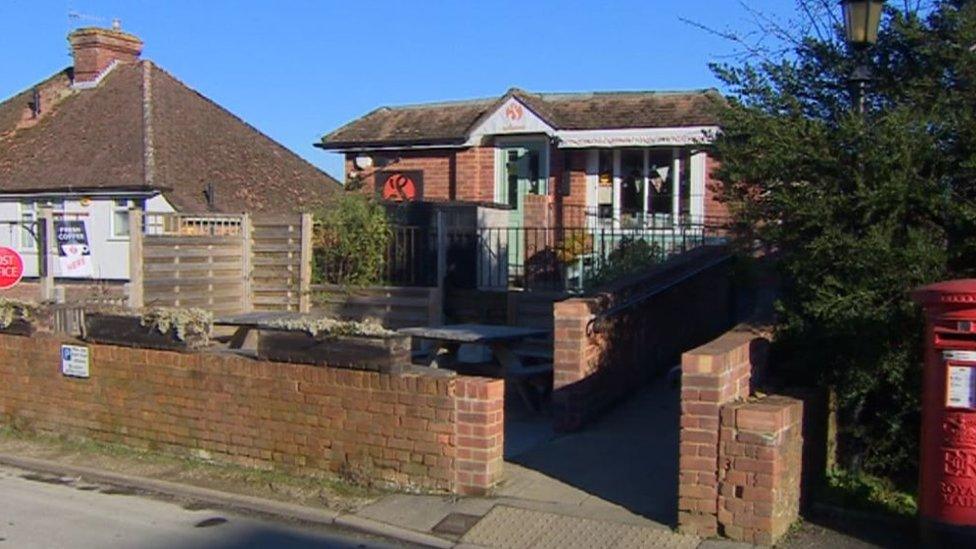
[0,318,35,336]
[83,313,208,351]
[257,329,409,373]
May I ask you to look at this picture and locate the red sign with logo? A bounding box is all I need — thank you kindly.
[377,171,423,202]
[0,247,24,290]
[505,102,524,122]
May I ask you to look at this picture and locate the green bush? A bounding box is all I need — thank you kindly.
[585,237,662,290]
[312,193,391,288]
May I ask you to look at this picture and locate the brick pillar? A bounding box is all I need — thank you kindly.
[552,297,598,431]
[718,396,803,545]
[678,332,755,537]
[454,377,505,495]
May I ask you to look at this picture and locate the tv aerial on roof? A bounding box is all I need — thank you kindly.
[67,11,124,34]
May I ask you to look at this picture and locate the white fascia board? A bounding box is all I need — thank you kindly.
[0,189,161,200]
[556,126,720,148]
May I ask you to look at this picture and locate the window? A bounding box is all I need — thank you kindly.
[620,150,643,217]
[597,150,614,219]
[19,202,36,250]
[112,199,131,238]
[559,151,572,197]
[648,150,673,217]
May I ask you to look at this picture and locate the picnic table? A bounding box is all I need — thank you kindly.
[214,311,309,349]
[398,323,553,410]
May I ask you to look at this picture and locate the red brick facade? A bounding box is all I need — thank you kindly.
[0,333,504,495]
[346,145,722,229]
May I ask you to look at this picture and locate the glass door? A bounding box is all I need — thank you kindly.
[498,143,543,282]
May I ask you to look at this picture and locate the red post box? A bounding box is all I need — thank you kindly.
[912,279,976,546]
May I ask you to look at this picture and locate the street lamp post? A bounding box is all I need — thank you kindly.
[840,0,885,112]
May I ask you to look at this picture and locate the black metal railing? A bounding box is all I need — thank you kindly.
[314,216,727,291]
[475,219,720,292]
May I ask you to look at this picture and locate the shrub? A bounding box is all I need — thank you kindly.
[312,193,392,287]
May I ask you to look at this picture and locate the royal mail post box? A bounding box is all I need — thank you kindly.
[912,279,976,546]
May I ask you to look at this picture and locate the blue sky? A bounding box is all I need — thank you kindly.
[0,1,799,179]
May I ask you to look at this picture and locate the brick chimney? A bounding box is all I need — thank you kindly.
[68,27,143,84]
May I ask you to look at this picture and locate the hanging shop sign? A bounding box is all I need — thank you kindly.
[55,220,93,277]
[377,171,423,202]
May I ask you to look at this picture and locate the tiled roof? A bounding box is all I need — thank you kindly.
[319,88,724,149]
[0,62,340,213]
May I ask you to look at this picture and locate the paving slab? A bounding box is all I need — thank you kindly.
[460,505,699,549]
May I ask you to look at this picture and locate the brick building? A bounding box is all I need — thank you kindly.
[318,88,726,231]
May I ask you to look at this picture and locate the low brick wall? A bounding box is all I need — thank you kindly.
[552,247,735,430]
[718,397,803,545]
[678,327,802,545]
[0,333,503,495]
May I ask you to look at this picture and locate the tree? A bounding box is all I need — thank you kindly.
[711,1,976,477]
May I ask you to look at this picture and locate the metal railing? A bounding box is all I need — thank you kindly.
[313,216,728,291]
[476,219,721,292]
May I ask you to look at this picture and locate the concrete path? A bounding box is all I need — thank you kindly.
[355,375,690,547]
[501,374,681,526]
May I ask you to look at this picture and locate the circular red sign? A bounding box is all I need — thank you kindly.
[382,174,418,201]
[0,247,24,290]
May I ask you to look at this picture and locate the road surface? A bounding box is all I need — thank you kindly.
[0,465,408,548]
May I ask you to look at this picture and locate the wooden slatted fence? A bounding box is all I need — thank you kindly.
[309,284,441,329]
[139,213,248,315]
[250,214,310,312]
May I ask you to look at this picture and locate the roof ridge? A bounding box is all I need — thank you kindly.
[142,61,155,187]
[377,96,499,111]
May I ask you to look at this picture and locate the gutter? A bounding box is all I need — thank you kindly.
[0,188,166,200]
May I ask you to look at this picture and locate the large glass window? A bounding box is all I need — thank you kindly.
[597,150,614,219]
[679,153,691,219]
[620,150,643,218]
[647,150,673,217]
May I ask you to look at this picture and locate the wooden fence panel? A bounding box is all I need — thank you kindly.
[250,214,308,312]
[309,284,440,329]
[141,214,249,315]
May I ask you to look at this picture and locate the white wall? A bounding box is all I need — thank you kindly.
[0,195,174,281]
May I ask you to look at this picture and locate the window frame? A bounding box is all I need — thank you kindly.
[110,199,133,240]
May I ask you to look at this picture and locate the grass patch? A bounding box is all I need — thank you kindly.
[0,425,382,505]
[818,468,917,519]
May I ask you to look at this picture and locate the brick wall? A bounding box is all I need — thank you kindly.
[678,327,802,545]
[552,247,735,431]
[455,146,495,202]
[679,330,755,536]
[345,146,495,203]
[0,333,504,495]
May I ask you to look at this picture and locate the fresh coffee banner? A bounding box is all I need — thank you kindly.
[55,219,93,277]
